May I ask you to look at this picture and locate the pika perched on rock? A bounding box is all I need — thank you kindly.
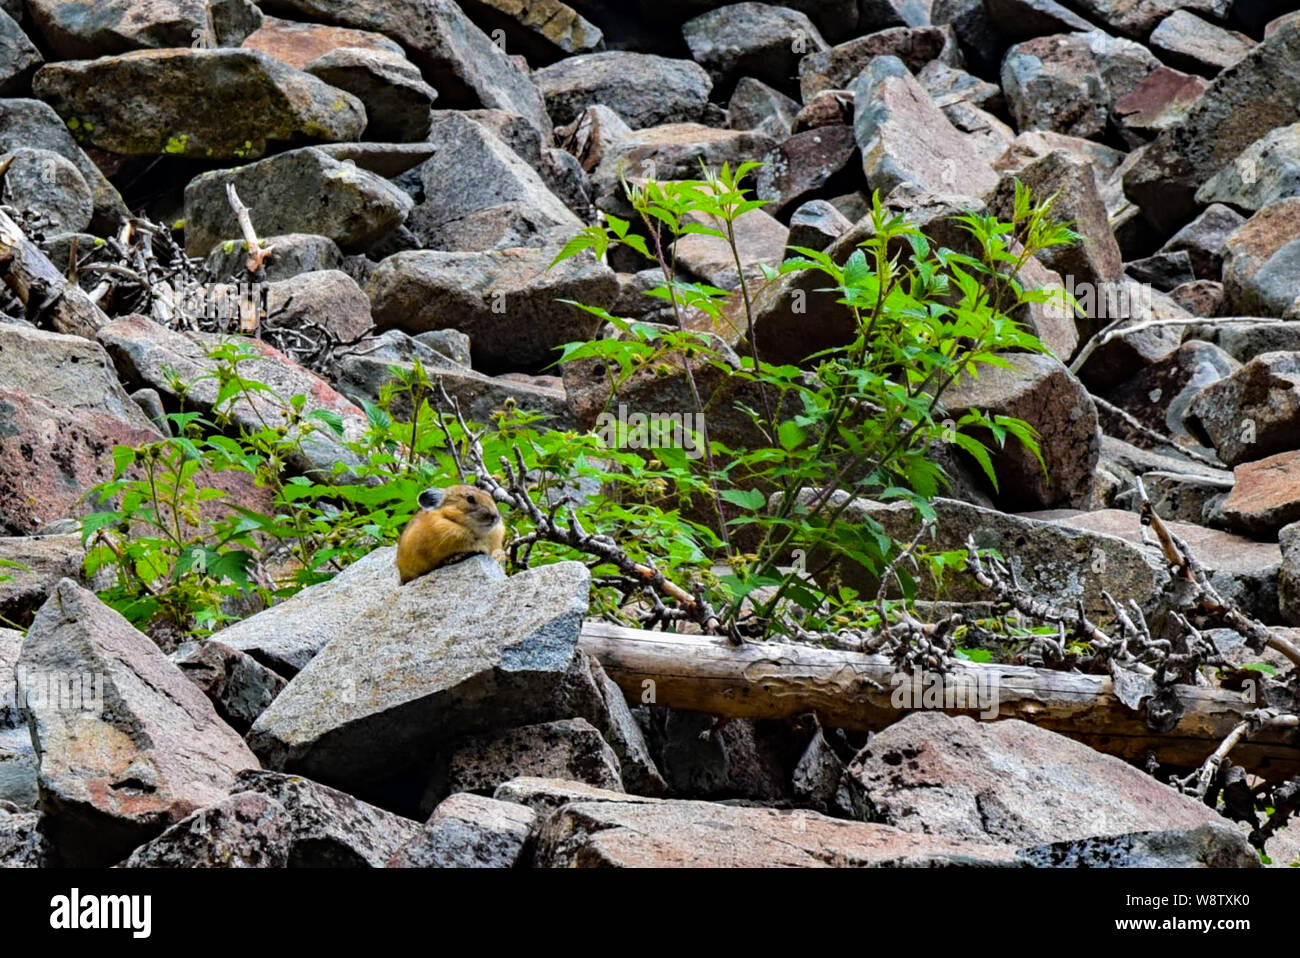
[396,485,505,584]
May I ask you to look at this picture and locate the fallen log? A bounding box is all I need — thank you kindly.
[579,621,1300,781]
[0,207,110,339]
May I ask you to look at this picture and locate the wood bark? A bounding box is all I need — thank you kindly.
[579,621,1300,781]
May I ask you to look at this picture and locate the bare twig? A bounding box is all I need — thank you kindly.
[224,183,274,278]
[1135,477,1300,672]
[1070,315,1286,377]
[1092,395,1224,469]
[1171,711,1300,800]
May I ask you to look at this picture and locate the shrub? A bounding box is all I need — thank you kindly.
[84,168,1076,646]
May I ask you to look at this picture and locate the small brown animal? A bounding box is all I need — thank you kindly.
[396,484,505,584]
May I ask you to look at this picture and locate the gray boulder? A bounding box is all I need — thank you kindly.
[169,640,287,735]
[1020,823,1260,868]
[446,718,624,795]
[799,25,956,101]
[851,56,998,198]
[230,769,421,866]
[940,352,1100,509]
[0,98,127,229]
[245,554,591,800]
[120,792,291,867]
[0,9,40,95]
[1123,22,1300,233]
[97,315,370,482]
[260,0,551,137]
[1149,9,1254,76]
[25,0,261,57]
[844,712,1236,846]
[0,801,48,867]
[0,324,161,535]
[405,112,582,251]
[367,245,617,374]
[1221,198,1300,317]
[211,546,398,677]
[389,791,535,867]
[532,51,712,129]
[205,233,344,281]
[32,48,366,158]
[727,77,799,140]
[811,494,1169,619]
[183,147,413,257]
[682,2,827,98]
[19,580,258,866]
[303,46,436,142]
[1186,351,1300,466]
[0,534,89,630]
[535,798,1023,866]
[1196,124,1300,214]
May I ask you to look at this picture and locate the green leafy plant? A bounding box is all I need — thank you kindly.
[80,342,723,638]
[83,166,1078,649]
[552,167,1077,638]
[82,340,439,635]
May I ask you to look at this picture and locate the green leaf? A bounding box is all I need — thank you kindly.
[777,420,805,451]
[719,488,768,510]
[309,408,345,437]
[111,445,137,477]
[79,511,121,542]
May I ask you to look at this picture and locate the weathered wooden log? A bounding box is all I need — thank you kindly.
[579,621,1300,781]
[0,207,110,339]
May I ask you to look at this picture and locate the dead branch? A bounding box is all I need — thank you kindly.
[1093,395,1224,469]
[224,183,274,279]
[1070,315,1286,377]
[1170,710,1300,800]
[579,620,1300,781]
[0,207,111,338]
[1136,477,1300,672]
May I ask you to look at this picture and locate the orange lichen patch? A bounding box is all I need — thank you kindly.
[242,17,403,69]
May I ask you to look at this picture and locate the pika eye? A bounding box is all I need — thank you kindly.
[465,493,479,506]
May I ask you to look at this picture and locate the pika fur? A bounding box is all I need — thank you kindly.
[396,484,505,584]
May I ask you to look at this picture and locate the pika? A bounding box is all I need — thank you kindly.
[396,484,505,584]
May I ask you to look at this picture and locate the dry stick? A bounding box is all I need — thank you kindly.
[86,220,137,306]
[965,537,1115,647]
[1091,395,1225,470]
[869,519,945,659]
[224,183,274,282]
[431,378,720,632]
[580,619,1300,779]
[1135,477,1300,672]
[224,185,271,335]
[1178,712,1300,799]
[1069,315,1285,377]
[202,0,217,47]
[965,512,1300,801]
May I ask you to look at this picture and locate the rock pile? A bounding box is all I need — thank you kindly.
[2,0,1299,868]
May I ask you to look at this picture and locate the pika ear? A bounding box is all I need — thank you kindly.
[417,487,445,511]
